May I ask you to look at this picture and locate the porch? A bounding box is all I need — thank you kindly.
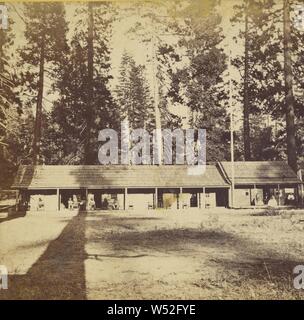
[16,186,229,212]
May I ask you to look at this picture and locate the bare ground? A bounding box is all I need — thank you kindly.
[0,209,304,300]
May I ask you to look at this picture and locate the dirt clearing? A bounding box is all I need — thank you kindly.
[0,209,304,299]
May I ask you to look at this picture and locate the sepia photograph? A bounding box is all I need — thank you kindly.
[0,0,304,304]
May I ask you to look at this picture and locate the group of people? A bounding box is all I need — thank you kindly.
[66,194,120,211]
[67,194,96,211]
[252,194,278,207]
[252,193,296,207]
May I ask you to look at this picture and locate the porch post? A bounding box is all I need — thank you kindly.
[198,192,201,208]
[85,188,88,211]
[155,188,158,209]
[300,183,303,206]
[277,184,280,206]
[15,190,19,211]
[57,188,60,211]
[253,184,256,206]
[124,188,127,210]
[230,186,234,208]
[202,187,206,209]
[179,187,182,209]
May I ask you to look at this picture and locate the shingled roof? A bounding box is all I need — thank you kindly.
[220,161,301,185]
[12,164,229,189]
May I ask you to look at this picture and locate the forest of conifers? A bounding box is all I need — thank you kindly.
[0,0,303,187]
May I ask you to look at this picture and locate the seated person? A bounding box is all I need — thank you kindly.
[79,199,86,211]
[88,198,96,210]
[113,199,119,210]
[287,193,295,205]
[38,197,44,210]
[268,195,278,207]
[68,197,73,210]
[255,194,264,206]
[72,195,79,209]
[102,198,109,210]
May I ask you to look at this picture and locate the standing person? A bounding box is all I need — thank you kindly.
[68,197,73,210]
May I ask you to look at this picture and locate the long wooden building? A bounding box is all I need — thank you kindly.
[12,161,302,211]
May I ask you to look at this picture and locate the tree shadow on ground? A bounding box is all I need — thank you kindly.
[1,211,302,299]
[86,216,237,253]
[0,212,87,300]
[87,214,163,232]
[86,214,303,297]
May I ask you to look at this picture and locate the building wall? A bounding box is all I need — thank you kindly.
[127,193,154,210]
[27,190,57,211]
[234,188,252,207]
[204,192,216,208]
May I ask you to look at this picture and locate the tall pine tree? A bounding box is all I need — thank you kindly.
[0,3,22,186]
[51,2,118,164]
[115,51,154,131]
[20,2,68,164]
[168,0,228,161]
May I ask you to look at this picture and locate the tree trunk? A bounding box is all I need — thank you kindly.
[0,31,4,74]
[152,34,162,165]
[283,0,297,172]
[84,2,94,165]
[0,1,5,74]
[32,33,45,165]
[243,2,251,160]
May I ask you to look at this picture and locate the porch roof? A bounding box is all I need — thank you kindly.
[12,164,230,189]
[220,161,301,185]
